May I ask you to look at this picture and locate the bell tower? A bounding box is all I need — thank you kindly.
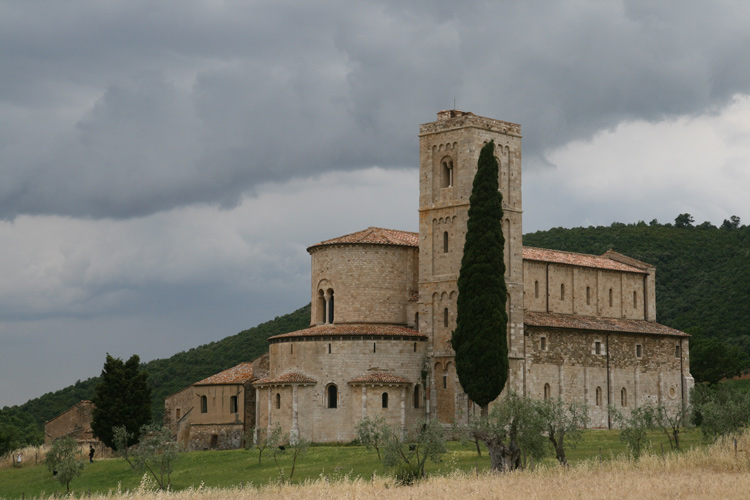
[417,110,525,424]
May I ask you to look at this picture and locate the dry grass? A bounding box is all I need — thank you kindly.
[1,442,115,470]
[8,432,750,499]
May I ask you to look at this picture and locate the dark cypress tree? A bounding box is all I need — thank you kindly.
[451,140,508,416]
[91,354,152,448]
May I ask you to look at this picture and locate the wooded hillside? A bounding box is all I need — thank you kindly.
[0,304,310,453]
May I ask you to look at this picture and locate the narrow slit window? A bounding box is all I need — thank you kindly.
[327,385,338,409]
[534,280,539,299]
[230,395,238,413]
[595,386,602,406]
[413,385,420,408]
[633,291,638,309]
[544,383,551,400]
[382,392,389,409]
[200,395,208,413]
[621,388,627,407]
[443,231,449,253]
[609,288,613,307]
[443,374,447,389]
[540,336,546,351]
[443,308,449,327]
[560,283,565,301]
[276,393,281,409]
[636,344,642,358]
[586,286,591,305]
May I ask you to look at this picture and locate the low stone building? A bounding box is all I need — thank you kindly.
[248,110,693,443]
[45,400,99,445]
[164,354,268,450]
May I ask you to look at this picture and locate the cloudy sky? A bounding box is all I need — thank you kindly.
[2,1,750,407]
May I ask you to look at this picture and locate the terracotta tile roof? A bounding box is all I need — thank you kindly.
[524,311,689,337]
[308,227,418,251]
[349,372,412,385]
[194,362,255,386]
[253,372,317,385]
[269,324,427,341]
[522,247,648,274]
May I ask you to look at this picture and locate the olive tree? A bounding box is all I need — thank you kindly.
[46,437,84,493]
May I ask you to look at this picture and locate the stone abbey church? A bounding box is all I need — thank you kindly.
[166,110,693,448]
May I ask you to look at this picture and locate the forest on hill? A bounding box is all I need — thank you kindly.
[2,214,748,452]
[0,304,310,453]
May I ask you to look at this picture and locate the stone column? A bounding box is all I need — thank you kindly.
[400,387,406,438]
[291,385,299,444]
[254,387,260,444]
[361,386,367,419]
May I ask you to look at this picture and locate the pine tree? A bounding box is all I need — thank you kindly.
[451,140,508,416]
[91,354,152,448]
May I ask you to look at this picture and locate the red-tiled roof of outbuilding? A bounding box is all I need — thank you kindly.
[269,324,427,341]
[349,372,412,385]
[194,362,255,386]
[308,227,418,251]
[524,311,688,337]
[253,372,317,385]
[522,247,648,273]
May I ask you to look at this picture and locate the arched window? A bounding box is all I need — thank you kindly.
[327,384,338,409]
[543,383,551,400]
[413,385,420,409]
[230,396,238,413]
[276,393,281,410]
[560,283,566,301]
[586,286,591,305]
[443,308,449,327]
[443,231,449,253]
[621,387,627,407]
[382,392,389,409]
[200,395,208,413]
[317,290,326,324]
[441,158,454,188]
[534,280,539,299]
[595,386,602,406]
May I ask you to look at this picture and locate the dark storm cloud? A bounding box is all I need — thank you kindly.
[1,0,750,219]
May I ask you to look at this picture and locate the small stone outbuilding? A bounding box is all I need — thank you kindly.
[164,354,268,450]
[44,400,100,446]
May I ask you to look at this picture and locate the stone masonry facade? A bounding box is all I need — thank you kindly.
[170,110,692,446]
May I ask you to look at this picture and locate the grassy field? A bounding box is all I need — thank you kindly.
[0,428,708,499]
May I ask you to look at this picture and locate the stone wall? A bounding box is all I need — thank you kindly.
[525,327,691,428]
[259,336,427,442]
[44,400,97,445]
[310,244,418,327]
[524,262,650,320]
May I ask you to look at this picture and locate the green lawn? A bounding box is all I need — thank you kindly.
[0,428,707,499]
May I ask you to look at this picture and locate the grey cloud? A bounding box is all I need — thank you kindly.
[2,1,750,220]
